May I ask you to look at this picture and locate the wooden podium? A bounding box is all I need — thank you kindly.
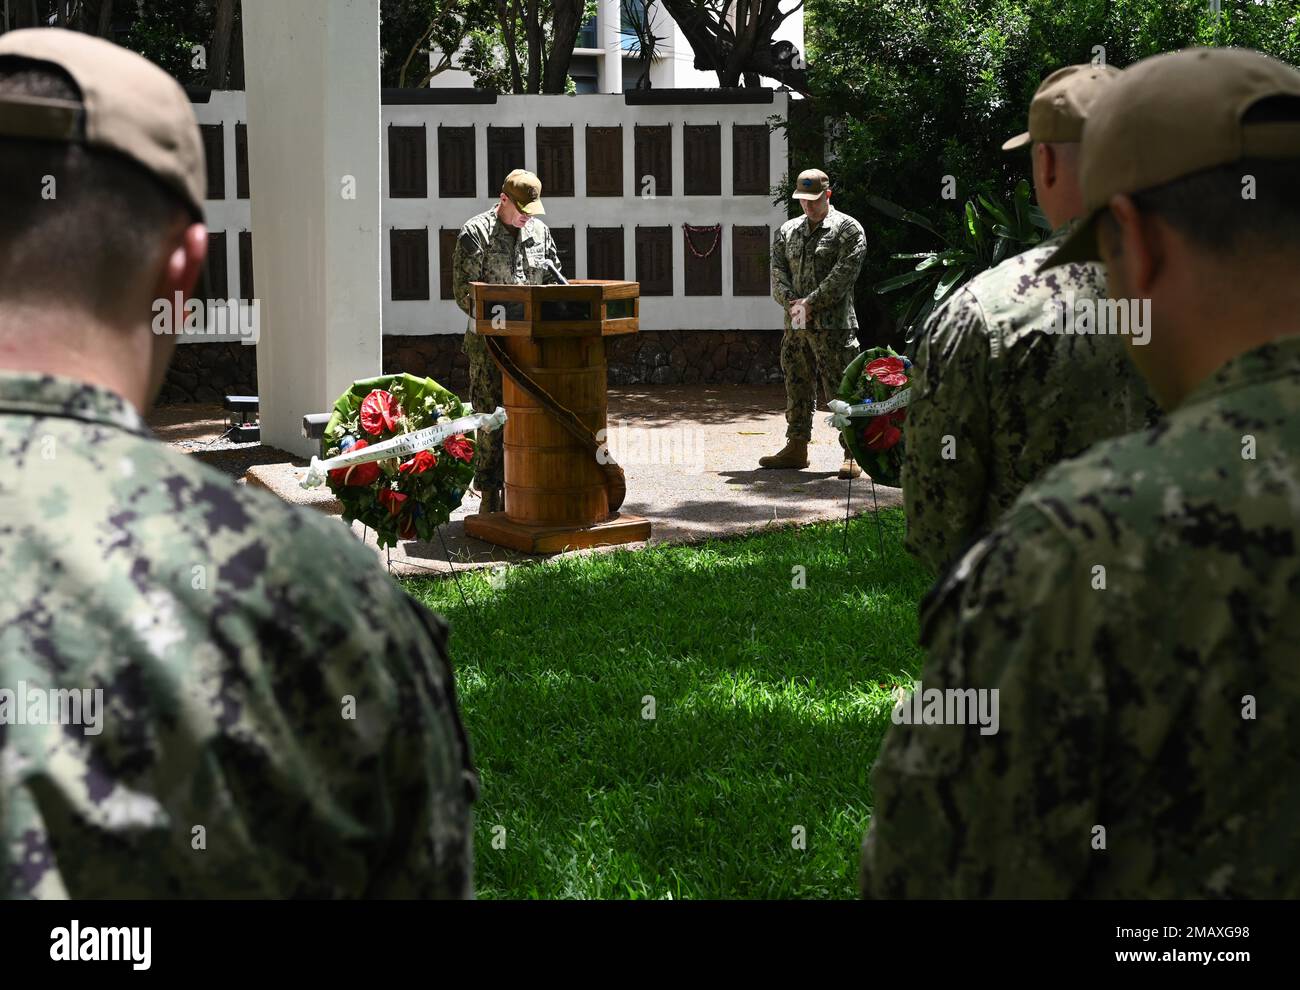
[463,279,652,554]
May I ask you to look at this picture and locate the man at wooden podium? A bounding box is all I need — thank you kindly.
[452,168,562,513]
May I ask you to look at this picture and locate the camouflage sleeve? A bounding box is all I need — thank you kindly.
[771,225,795,308]
[859,505,1105,898]
[803,220,865,313]
[452,225,483,317]
[363,595,478,898]
[902,288,993,573]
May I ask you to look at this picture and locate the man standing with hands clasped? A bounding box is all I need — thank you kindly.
[765,168,867,479]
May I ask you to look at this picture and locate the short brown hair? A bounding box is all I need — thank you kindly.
[0,58,192,310]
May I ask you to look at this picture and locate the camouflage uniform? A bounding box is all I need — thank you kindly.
[902,223,1160,573]
[452,206,561,494]
[861,335,1300,897]
[771,204,866,442]
[0,372,478,898]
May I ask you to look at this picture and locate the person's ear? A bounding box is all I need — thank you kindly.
[1105,194,1160,297]
[153,221,208,308]
[1034,143,1056,190]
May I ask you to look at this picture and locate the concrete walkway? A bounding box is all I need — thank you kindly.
[150,385,902,576]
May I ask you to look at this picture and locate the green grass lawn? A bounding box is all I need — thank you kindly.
[407,507,935,899]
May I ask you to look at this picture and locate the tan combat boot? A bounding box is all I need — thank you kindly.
[759,440,809,469]
[838,457,862,480]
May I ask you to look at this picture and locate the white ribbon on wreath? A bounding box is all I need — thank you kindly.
[300,407,508,489]
[826,388,913,429]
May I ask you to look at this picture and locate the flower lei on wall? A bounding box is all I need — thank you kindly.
[322,373,476,548]
[827,347,913,488]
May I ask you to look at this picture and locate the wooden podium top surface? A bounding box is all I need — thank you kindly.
[469,279,640,338]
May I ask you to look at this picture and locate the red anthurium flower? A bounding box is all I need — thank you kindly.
[443,434,474,464]
[398,449,437,475]
[399,515,418,540]
[328,440,381,487]
[377,487,408,517]
[862,410,905,452]
[865,356,908,388]
[359,390,401,436]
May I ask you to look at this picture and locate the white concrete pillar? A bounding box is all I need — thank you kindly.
[599,0,622,94]
[241,0,382,458]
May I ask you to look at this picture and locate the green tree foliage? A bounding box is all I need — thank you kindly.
[379,0,498,88]
[802,0,1300,346]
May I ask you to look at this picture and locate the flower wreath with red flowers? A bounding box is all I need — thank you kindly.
[322,373,476,547]
[832,346,913,488]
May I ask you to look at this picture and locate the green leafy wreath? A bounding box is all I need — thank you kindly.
[322,373,476,548]
[835,346,911,488]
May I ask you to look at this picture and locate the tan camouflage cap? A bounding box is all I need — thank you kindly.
[1002,63,1121,151]
[792,168,829,200]
[502,168,545,215]
[1042,47,1300,271]
[0,27,205,219]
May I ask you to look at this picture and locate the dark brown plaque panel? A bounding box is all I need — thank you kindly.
[390,228,429,301]
[389,124,427,198]
[732,224,770,296]
[551,226,576,282]
[585,125,623,197]
[200,232,228,300]
[487,125,525,198]
[633,124,672,198]
[586,227,625,280]
[536,126,574,197]
[439,228,458,300]
[200,123,224,200]
[683,223,722,296]
[438,125,475,198]
[238,231,254,302]
[683,124,720,196]
[732,125,769,196]
[235,123,249,199]
[635,226,673,296]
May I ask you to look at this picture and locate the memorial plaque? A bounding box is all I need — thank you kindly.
[536,126,574,197]
[235,123,249,199]
[585,125,623,197]
[633,124,672,198]
[732,225,771,296]
[487,125,525,198]
[200,123,224,200]
[439,228,458,300]
[200,232,228,300]
[586,227,625,280]
[551,226,576,282]
[683,223,722,295]
[732,125,769,196]
[635,226,673,296]
[238,231,254,302]
[683,124,720,196]
[390,228,429,301]
[437,125,475,198]
[389,124,427,198]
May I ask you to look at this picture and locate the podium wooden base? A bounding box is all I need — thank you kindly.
[463,511,651,554]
